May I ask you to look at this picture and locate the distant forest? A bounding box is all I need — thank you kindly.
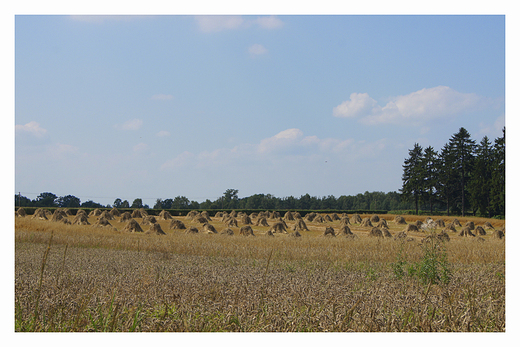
[15,127,505,218]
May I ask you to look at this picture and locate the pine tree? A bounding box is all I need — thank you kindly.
[468,136,493,217]
[423,146,438,215]
[489,128,505,217]
[448,127,476,216]
[436,143,458,216]
[401,143,424,215]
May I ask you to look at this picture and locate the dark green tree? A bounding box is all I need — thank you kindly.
[423,146,438,215]
[468,136,494,217]
[489,128,505,217]
[113,198,123,208]
[131,198,144,209]
[56,195,81,208]
[401,143,424,215]
[222,189,239,209]
[448,127,476,216]
[121,200,130,208]
[436,143,458,216]
[35,192,58,207]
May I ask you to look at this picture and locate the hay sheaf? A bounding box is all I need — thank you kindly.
[415,220,423,228]
[435,219,446,228]
[376,219,388,229]
[185,226,199,234]
[394,216,407,225]
[340,217,350,226]
[194,216,209,224]
[360,218,373,228]
[369,227,383,237]
[123,219,143,233]
[322,226,336,237]
[264,229,275,237]
[464,221,475,230]
[452,218,462,227]
[221,228,234,236]
[330,213,341,221]
[119,212,132,222]
[186,211,199,219]
[313,215,326,223]
[89,209,102,217]
[131,209,143,219]
[16,208,27,217]
[324,215,333,222]
[337,225,354,236]
[141,215,157,226]
[292,212,302,219]
[289,230,302,237]
[270,222,287,234]
[202,223,218,234]
[51,209,68,222]
[370,215,380,223]
[444,223,457,232]
[404,224,419,232]
[94,217,113,229]
[110,207,121,217]
[158,210,173,220]
[293,219,309,231]
[146,223,166,235]
[255,217,269,227]
[305,212,317,222]
[72,214,90,225]
[483,221,495,230]
[241,215,252,225]
[381,227,392,238]
[32,208,48,220]
[351,214,362,224]
[475,226,486,236]
[169,219,186,230]
[459,227,475,237]
[493,229,505,239]
[239,226,255,236]
[201,211,212,221]
[225,217,239,228]
[99,211,114,221]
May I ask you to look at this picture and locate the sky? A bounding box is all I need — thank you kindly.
[13,9,508,207]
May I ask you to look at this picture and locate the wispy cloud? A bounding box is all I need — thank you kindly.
[151,94,174,100]
[156,130,170,137]
[333,86,493,126]
[194,15,284,33]
[15,121,47,137]
[116,119,143,131]
[194,15,245,33]
[248,44,268,56]
[255,16,284,29]
[161,128,375,172]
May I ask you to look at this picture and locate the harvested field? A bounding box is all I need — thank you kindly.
[14,211,505,332]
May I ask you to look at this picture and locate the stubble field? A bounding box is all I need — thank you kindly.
[14,209,505,332]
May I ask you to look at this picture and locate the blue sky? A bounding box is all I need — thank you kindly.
[13,12,507,206]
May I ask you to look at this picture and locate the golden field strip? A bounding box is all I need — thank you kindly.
[15,211,505,332]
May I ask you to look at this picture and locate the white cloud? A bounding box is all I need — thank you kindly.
[258,128,303,154]
[195,15,284,33]
[117,119,143,131]
[194,15,244,32]
[161,151,195,170]
[334,86,491,126]
[156,130,170,137]
[162,128,362,172]
[15,121,47,137]
[248,44,268,56]
[333,93,378,119]
[255,16,284,29]
[151,94,174,100]
[133,142,148,154]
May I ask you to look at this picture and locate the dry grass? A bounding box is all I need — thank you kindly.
[14,212,505,332]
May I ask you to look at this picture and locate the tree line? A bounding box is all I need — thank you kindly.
[400,127,505,218]
[16,190,418,213]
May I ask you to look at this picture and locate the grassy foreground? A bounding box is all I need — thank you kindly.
[15,212,505,332]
